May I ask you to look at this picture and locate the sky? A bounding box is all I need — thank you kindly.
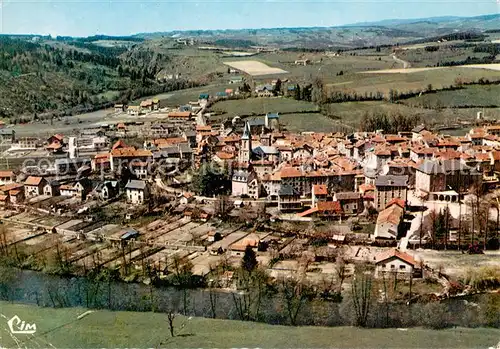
[0,0,499,37]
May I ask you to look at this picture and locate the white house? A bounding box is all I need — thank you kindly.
[374,248,421,278]
[125,180,149,204]
[372,199,405,240]
[232,170,260,199]
[0,171,15,185]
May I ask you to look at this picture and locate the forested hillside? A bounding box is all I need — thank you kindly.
[0,36,199,122]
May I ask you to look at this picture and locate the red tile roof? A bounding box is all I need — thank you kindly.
[112,140,127,149]
[168,111,192,118]
[0,170,14,178]
[280,167,303,178]
[25,176,44,186]
[313,184,328,196]
[375,248,418,267]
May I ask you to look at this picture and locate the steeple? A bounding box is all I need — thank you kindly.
[242,122,251,140]
[240,122,252,163]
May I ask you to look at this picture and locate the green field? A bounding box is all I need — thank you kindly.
[0,302,499,348]
[327,67,500,96]
[211,97,319,117]
[401,85,500,108]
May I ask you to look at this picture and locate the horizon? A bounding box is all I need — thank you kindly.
[0,1,499,37]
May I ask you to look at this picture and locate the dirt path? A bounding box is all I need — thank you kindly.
[392,54,411,69]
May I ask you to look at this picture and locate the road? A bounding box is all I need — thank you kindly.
[391,54,411,69]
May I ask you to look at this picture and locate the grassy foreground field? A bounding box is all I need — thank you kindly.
[0,302,499,348]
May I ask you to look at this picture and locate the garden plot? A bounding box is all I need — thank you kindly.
[155,221,203,245]
[190,252,222,276]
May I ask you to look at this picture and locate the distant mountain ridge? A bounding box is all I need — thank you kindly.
[132,13,500,49]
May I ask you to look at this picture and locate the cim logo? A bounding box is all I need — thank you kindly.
[7,315,37,334]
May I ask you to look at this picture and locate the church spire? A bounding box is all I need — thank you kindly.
[242,121,251,140]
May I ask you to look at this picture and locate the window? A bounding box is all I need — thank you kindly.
[399,265,406,270]
[390,265,395,269]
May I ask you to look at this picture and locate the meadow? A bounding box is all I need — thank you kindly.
[210,97,319,117]
[0,301,499,348]
[401,84,500,108]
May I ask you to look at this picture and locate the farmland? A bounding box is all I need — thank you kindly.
[401,85,500,108]
[0,301,499,348]
[333,67,500,96]
[223,60,288,76]
[210,97,318,117]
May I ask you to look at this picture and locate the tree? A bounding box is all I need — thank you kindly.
[171,255,194,315]
[191,162,230,197]
[241,245,258,273]
[278,276,316,326]
[274,78,282,95]
[294,84,301,100]
[350,269,373,327]
[232,267,270,321]
[335,257,347,292]
[312,77,325,104]
[167,312,176,337]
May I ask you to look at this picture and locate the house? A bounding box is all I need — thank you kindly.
[43,180,61,196]
[114,104,126,112]
[207,230,222,243]
[311,184,328,206]
[0,129,15,143]
[333,191,362,214]
[255,85,274,97]
[262,172,281,200]
[74,178,93,200]
[415,159,479,193]
[229,77,243,84]
[127,106,140,116]
[59,184,77,197]
[216,91,228,99]
[0,193,9,206]
[278,184,302,211]
[13,137,39,150]
[411,124,429,141]
[198,94,210,103]
[179,192,195,205]
[372,198,405,240]
[374,175,408,211]
[140,99,153,112]
[294,59,310,66]
[374,248,421,278]
[232,170,259,199]
[8,187,24,204]
[265,113,279,130]
[94,180,119,200]
[298,201,343,219]
[253,146,279,163]
[0,170,15,185]
[229,233,261,256]
[47,134,64,146]
[24,176,47,198]
[125,180,149,204]
[168,111,192,120]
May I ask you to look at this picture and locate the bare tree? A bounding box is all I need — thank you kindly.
[208,280,219,319]
[350,269,374,327]
[278,276,316,326]
[167,311,176,337]
[335,257,347,293]
[232,267,269,321]
[172,255,194,315]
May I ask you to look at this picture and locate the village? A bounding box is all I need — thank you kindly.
[0,60,499,306]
